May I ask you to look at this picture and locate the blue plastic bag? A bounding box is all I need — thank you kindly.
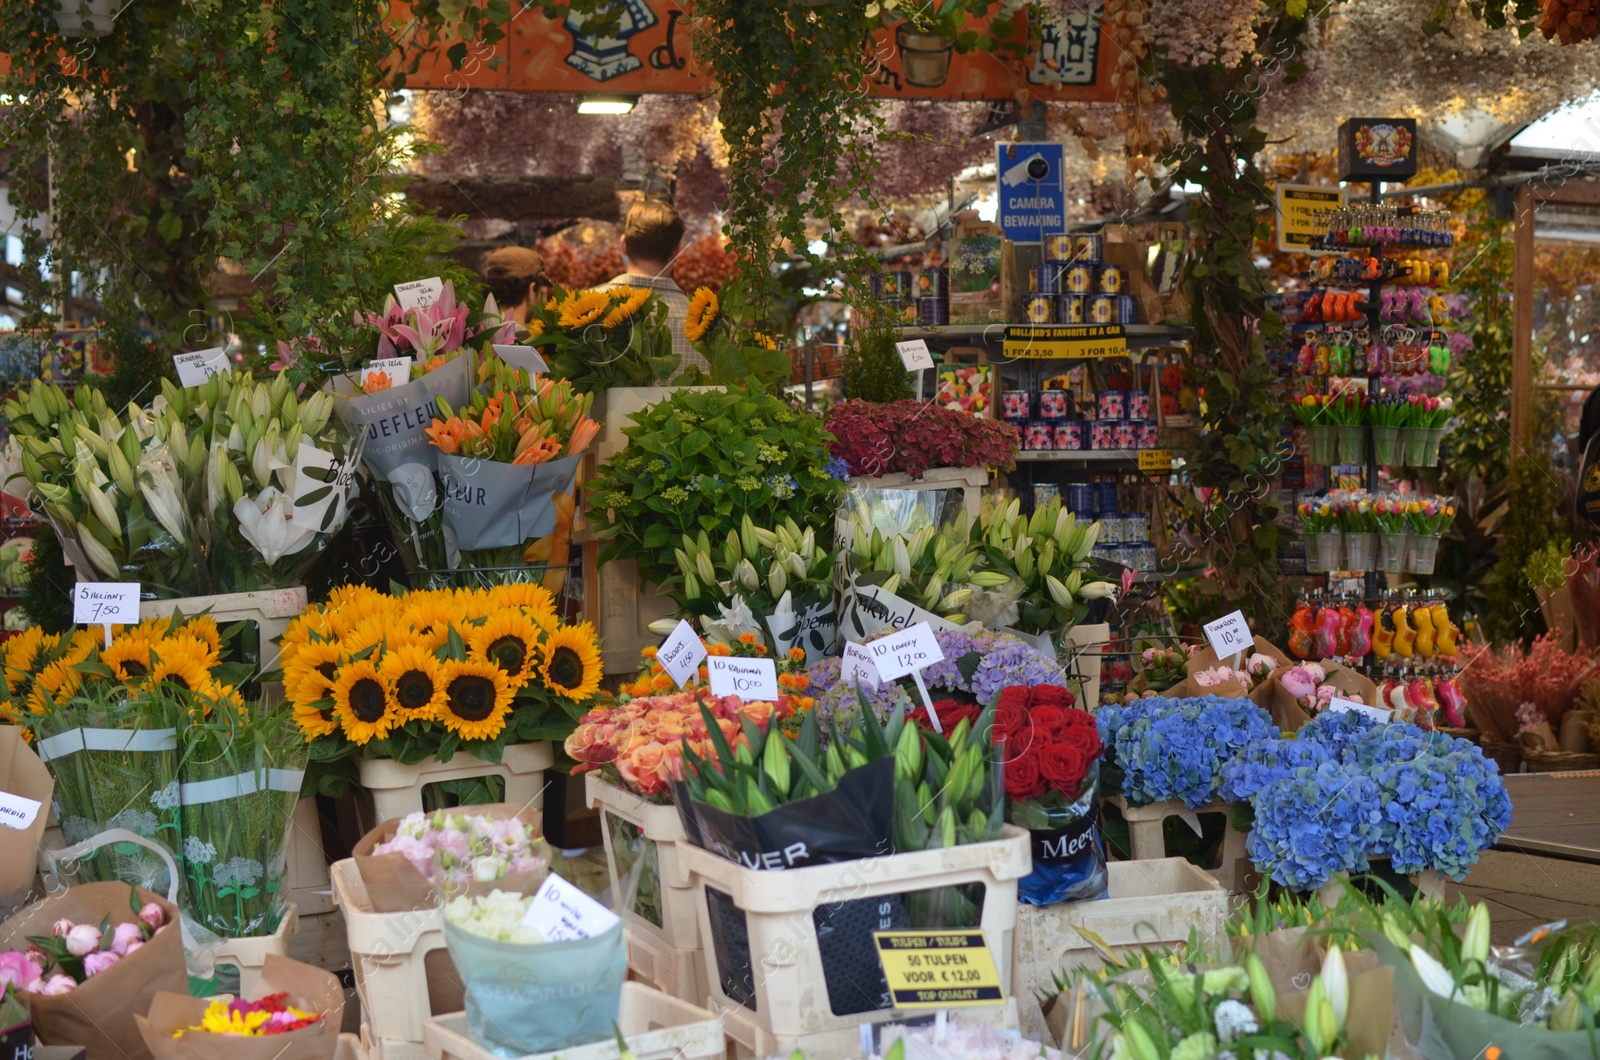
[1011,768,1108,906]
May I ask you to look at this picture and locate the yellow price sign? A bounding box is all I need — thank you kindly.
[1276,184,1343,254]
[873,931,1005,1008]
[1002,325,1128,360]
[1138,449,1172,472]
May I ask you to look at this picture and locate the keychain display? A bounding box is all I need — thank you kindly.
[1317,204,1455,248]
[1287,590,1458,663]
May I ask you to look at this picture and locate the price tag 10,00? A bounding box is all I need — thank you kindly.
[1203,609,1253,661]
[74,582,140,648]
[707,656,779,701]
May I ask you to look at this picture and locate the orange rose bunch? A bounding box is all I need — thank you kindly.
[565,688,791,799]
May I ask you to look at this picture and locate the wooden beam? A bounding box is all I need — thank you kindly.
[1511,183,1535,458]
[1532,181,1600,209]
[402,174,620,223]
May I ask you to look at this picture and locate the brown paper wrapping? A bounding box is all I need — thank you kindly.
[1263,662,1380,734]
[0,726,54,908]
[352,801,546,913]
[134,954,344,1060]
[1560,712,1592,753]
[0,883,186,1060]
[1520,723,1560,753]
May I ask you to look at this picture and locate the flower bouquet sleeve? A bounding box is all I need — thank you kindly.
[0,727,53,910]
[350,803,547,913]
[135,953,344,1060]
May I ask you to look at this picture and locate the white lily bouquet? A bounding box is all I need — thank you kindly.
[5,371,361,596]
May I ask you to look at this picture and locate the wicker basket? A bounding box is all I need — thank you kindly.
[1480,740,1523,776]
[1523,749,1600,774]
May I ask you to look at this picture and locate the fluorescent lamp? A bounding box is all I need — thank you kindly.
[577,95,637,115]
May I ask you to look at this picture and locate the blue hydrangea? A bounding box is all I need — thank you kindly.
[824,457,853,481]
[1098,695,1280,809]
[1217,736,1330,804]
[1246,761,1384,890]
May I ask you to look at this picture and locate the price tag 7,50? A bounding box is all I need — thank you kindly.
[74,582,140,648]
[1202,609,1253,660]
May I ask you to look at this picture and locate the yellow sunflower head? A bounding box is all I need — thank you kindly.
[751,332,778,350]
[484,582,557,615]
[468,609,543,686]
[3,627,47,674]
[179,615,223,656]
[380,644,447,722]
[556,289,612,330]
[284,640,345,709]
[342,614,393,656]
[33,658,80,703]
[539,623,602,702]
[332,658,397,746]
[602,287,652,329]
[684,287,719,341]
[149,637,218,697]
[438,659,513,741]
[292,699,339,741]
[102,634,156,684]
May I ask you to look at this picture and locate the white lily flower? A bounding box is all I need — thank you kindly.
[1322,944,1348,1028]
[1410,943,1460,1003]
[234,487,316,566]
[1081,580,1119,600]
[77,529,120,580]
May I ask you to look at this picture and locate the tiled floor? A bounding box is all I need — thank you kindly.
[1447,849,1600,944]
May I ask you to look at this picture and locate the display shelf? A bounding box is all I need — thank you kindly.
[898,323,1192,350]
[1015,449,1181,464]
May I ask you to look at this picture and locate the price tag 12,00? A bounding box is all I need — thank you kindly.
[868,622,946,729]
[74,582,140,648]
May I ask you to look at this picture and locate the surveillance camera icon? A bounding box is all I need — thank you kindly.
[1001,153,1050,187]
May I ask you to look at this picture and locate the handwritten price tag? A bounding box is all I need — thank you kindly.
[172,348,230,388]
[895,339,936,372]
[74,582,139,648]
[656,620,706,688]
[394,277,444,312]
[360,356,412,387]
[0,791,42,831]
[868,622,945,683]
[521,872,620,942]
[839,641,882,689]
[1203,610,1253,659]
[707,656,779,700]
[493,344,549,375]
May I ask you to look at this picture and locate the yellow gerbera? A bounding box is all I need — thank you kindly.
[556,289,612,329]
[380,644,447,721]
[102,634,156,684]
[684,287,719,341]
[438,659,513,741]
[332,658,397,745]
[538,623,602,702]
[469,610,542,684]
[602,287,651,329]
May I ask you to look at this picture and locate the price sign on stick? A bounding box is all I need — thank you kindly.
[521,872,620,942]
[707,656,779,700]
[394,277,444,312]
[1203,609,1252,665]
[869,623,946,729]
[172,348,230,388]
[839,641,882,689]
[74,583,139,649]
[656,620,706,688]
[492,344,549,375]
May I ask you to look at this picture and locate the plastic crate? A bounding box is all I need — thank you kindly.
[286,795,335,916]
[212,902,299,994]
[847,466,990,521]
[678,826,1031,1057]
[1103,795,1250,892]
[421,982,724,1060]
[584,776,704,1002]
[1061,622,1109,709]
[335,1032,369,1060]
[359,742,554,825]
[1010,858,1229,1041]
[139,586,307,671]
[333,858,461,1060]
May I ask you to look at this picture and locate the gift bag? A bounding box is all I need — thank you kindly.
[135,954,344,1060]
[352,802,547,913]
[1011,766,1108,906]
[0,727,53,913]
[0,883,186,1060]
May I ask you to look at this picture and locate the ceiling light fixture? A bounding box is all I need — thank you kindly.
[577,94,638,116]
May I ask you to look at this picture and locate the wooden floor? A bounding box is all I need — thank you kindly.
[1495,772,1600,861]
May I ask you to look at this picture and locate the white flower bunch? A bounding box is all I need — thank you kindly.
[374,810,545,888]
[443,889,544,944]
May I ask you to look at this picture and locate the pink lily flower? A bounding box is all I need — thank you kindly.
[389,281,469,357]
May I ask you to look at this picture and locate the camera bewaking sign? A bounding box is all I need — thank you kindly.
[996,142,1065,245]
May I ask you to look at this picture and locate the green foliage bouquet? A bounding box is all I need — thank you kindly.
[588,387,846,588]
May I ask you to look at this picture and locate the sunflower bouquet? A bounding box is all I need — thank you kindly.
[674,279,793,391]
[280,584,602,794]
[530,284,678,393]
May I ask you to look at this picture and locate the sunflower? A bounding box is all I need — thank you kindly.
[332,658,397,745]
[468,610,542,684]
[485,582,557,615]
[284,640,345,709]
[149,637,218,696]
[404,592,463,635]
[539,623,601,701]
[342,614,393,656]
[3,627,48,675]
[556,289,611,329]
[752,332,778,350]
[602,287,651,329]
[292,699,339,741]
[180,616,223,656]
[61,629,100,667]
[438,659,513,741]
[102,634,156,683]
[684,287,719,341]
[31,658,80,710]
[380,644,446,721]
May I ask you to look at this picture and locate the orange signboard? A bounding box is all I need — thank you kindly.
[396,2,1117,102]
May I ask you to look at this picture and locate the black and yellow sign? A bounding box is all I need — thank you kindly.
[1137,449,1172,472]
[1276,184,1342,253]
[873,931,1005,1008]
[1002,325,1127,360]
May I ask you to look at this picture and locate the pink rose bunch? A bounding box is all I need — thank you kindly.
[564,688,791,799]
[7,900,168,994]
[373,811,546,888]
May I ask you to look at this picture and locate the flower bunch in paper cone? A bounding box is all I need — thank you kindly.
[528,284,678,392]
[184,994,321,1037]
[426,356,599,465]
[566,687,790,800]
[1296,499,1337,533]
[620,635,814,716]
[1405,497,1455,536]
[280,583,601,771]
[372,809,546,888]
[12,888,170,994]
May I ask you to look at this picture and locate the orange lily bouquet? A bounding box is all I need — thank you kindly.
[424,354,599,586]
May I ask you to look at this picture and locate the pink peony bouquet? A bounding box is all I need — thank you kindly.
[1278,661,1350,713]
[1193,653,1278,693]
[3,899,168,995]
[372,811,547,889]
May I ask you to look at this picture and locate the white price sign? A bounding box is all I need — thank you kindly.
[1203,610,1253,659]
[74,582,140,647]
[895,339,936,372]
[868,622,945,683]
[1328,697,1391,723]
[172,348,230,388]
[0,791,42,831]
[839,641,882,689]
[656,620,706,688]
[493,344,549,375]
[394,277,444,312]
[360,356,411,387]
[707,656,779,701]
[520,872,620,942]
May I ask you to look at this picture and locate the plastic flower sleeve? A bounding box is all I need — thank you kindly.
[1011,765,1108,905]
